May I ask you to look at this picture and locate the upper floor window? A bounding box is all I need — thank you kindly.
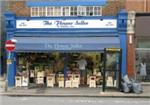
[54,7,61,16]
[39,7,46,16]
[31,7,39,17]
[70,7,77,16]
[47,7,54,16]
[63,7,70,16]
[94,6,101,16]
[77,6,86,16]
[86,7,94,16]
[30,6,102,17]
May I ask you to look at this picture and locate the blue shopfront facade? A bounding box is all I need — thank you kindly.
[4,1,127,87]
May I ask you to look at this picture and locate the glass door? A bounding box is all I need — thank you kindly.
[103,48,121,92]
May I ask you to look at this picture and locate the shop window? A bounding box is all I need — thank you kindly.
[137,38,150,48]
[135,50,150,82]
[136,38,150,82]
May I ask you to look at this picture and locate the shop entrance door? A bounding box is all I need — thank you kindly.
[102,48,122,92]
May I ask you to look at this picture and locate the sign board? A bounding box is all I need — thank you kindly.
[16,19,117,29]
[7,59,12,65]
[105,48,121,52]
[5,40,15,52]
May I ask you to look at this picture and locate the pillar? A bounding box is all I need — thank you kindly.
[4,11,16,86]
[127,11,136,77]
[118,10,128,76]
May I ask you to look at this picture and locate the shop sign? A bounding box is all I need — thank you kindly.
[46,43,83,50]
[16,19,117,29]
[106,48,121,52]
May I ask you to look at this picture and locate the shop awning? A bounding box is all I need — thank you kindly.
[14,37,120,52]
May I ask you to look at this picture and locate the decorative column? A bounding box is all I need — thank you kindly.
[4,11,16,86]
[127,11,136,78]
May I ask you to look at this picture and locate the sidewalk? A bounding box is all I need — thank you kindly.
[0,85,150,98]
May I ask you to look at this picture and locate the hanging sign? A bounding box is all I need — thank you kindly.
[7,59,12,65]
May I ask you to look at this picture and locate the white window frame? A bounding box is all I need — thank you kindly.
[30,6,102,17]
[100,6,103,16]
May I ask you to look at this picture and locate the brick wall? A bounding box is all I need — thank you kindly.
[147,0,150,12]
[8,1,30,16]
[102,0,125,16]
[126,0,150,12]
[8,0,126,17]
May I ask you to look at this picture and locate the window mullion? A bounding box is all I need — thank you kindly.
[93,6,95,16]
[45,7,47,17]
[61,7,63,16]
[68,7,70,16]
[30,7,33,17]
[100,6,102,16]
[38,7,39,17]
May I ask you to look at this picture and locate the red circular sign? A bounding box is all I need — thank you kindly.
[5,40,15,52]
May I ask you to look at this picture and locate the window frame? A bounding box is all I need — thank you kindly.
[31,7,39,17]
[30,6,102,17]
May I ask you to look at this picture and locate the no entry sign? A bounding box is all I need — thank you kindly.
[5,40,15,52]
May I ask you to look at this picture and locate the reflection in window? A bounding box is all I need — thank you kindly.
[54,7,61,16]
[47,7,54,16]
[31,6,102,17]
[94,7,101,16]
[39,7,46,17]
[31,7,39,17]
[86,7,93,16]
[106,53,119,70]
[70,7,77,16]
[77,6,86,16]
[62,7,70,16]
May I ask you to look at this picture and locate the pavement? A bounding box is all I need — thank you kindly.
[0,84,150,98]
[1,96,150,105]
[0,76,150,98]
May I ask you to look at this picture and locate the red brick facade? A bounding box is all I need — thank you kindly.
[126,0,150,12]
[8,1,30,16]
[8,0,125,16]
[127,35,136,77]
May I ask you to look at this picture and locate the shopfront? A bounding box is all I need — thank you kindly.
[135,14,150,82]
[4,3,127,89]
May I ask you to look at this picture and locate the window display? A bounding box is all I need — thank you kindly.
[16,52,104,88]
